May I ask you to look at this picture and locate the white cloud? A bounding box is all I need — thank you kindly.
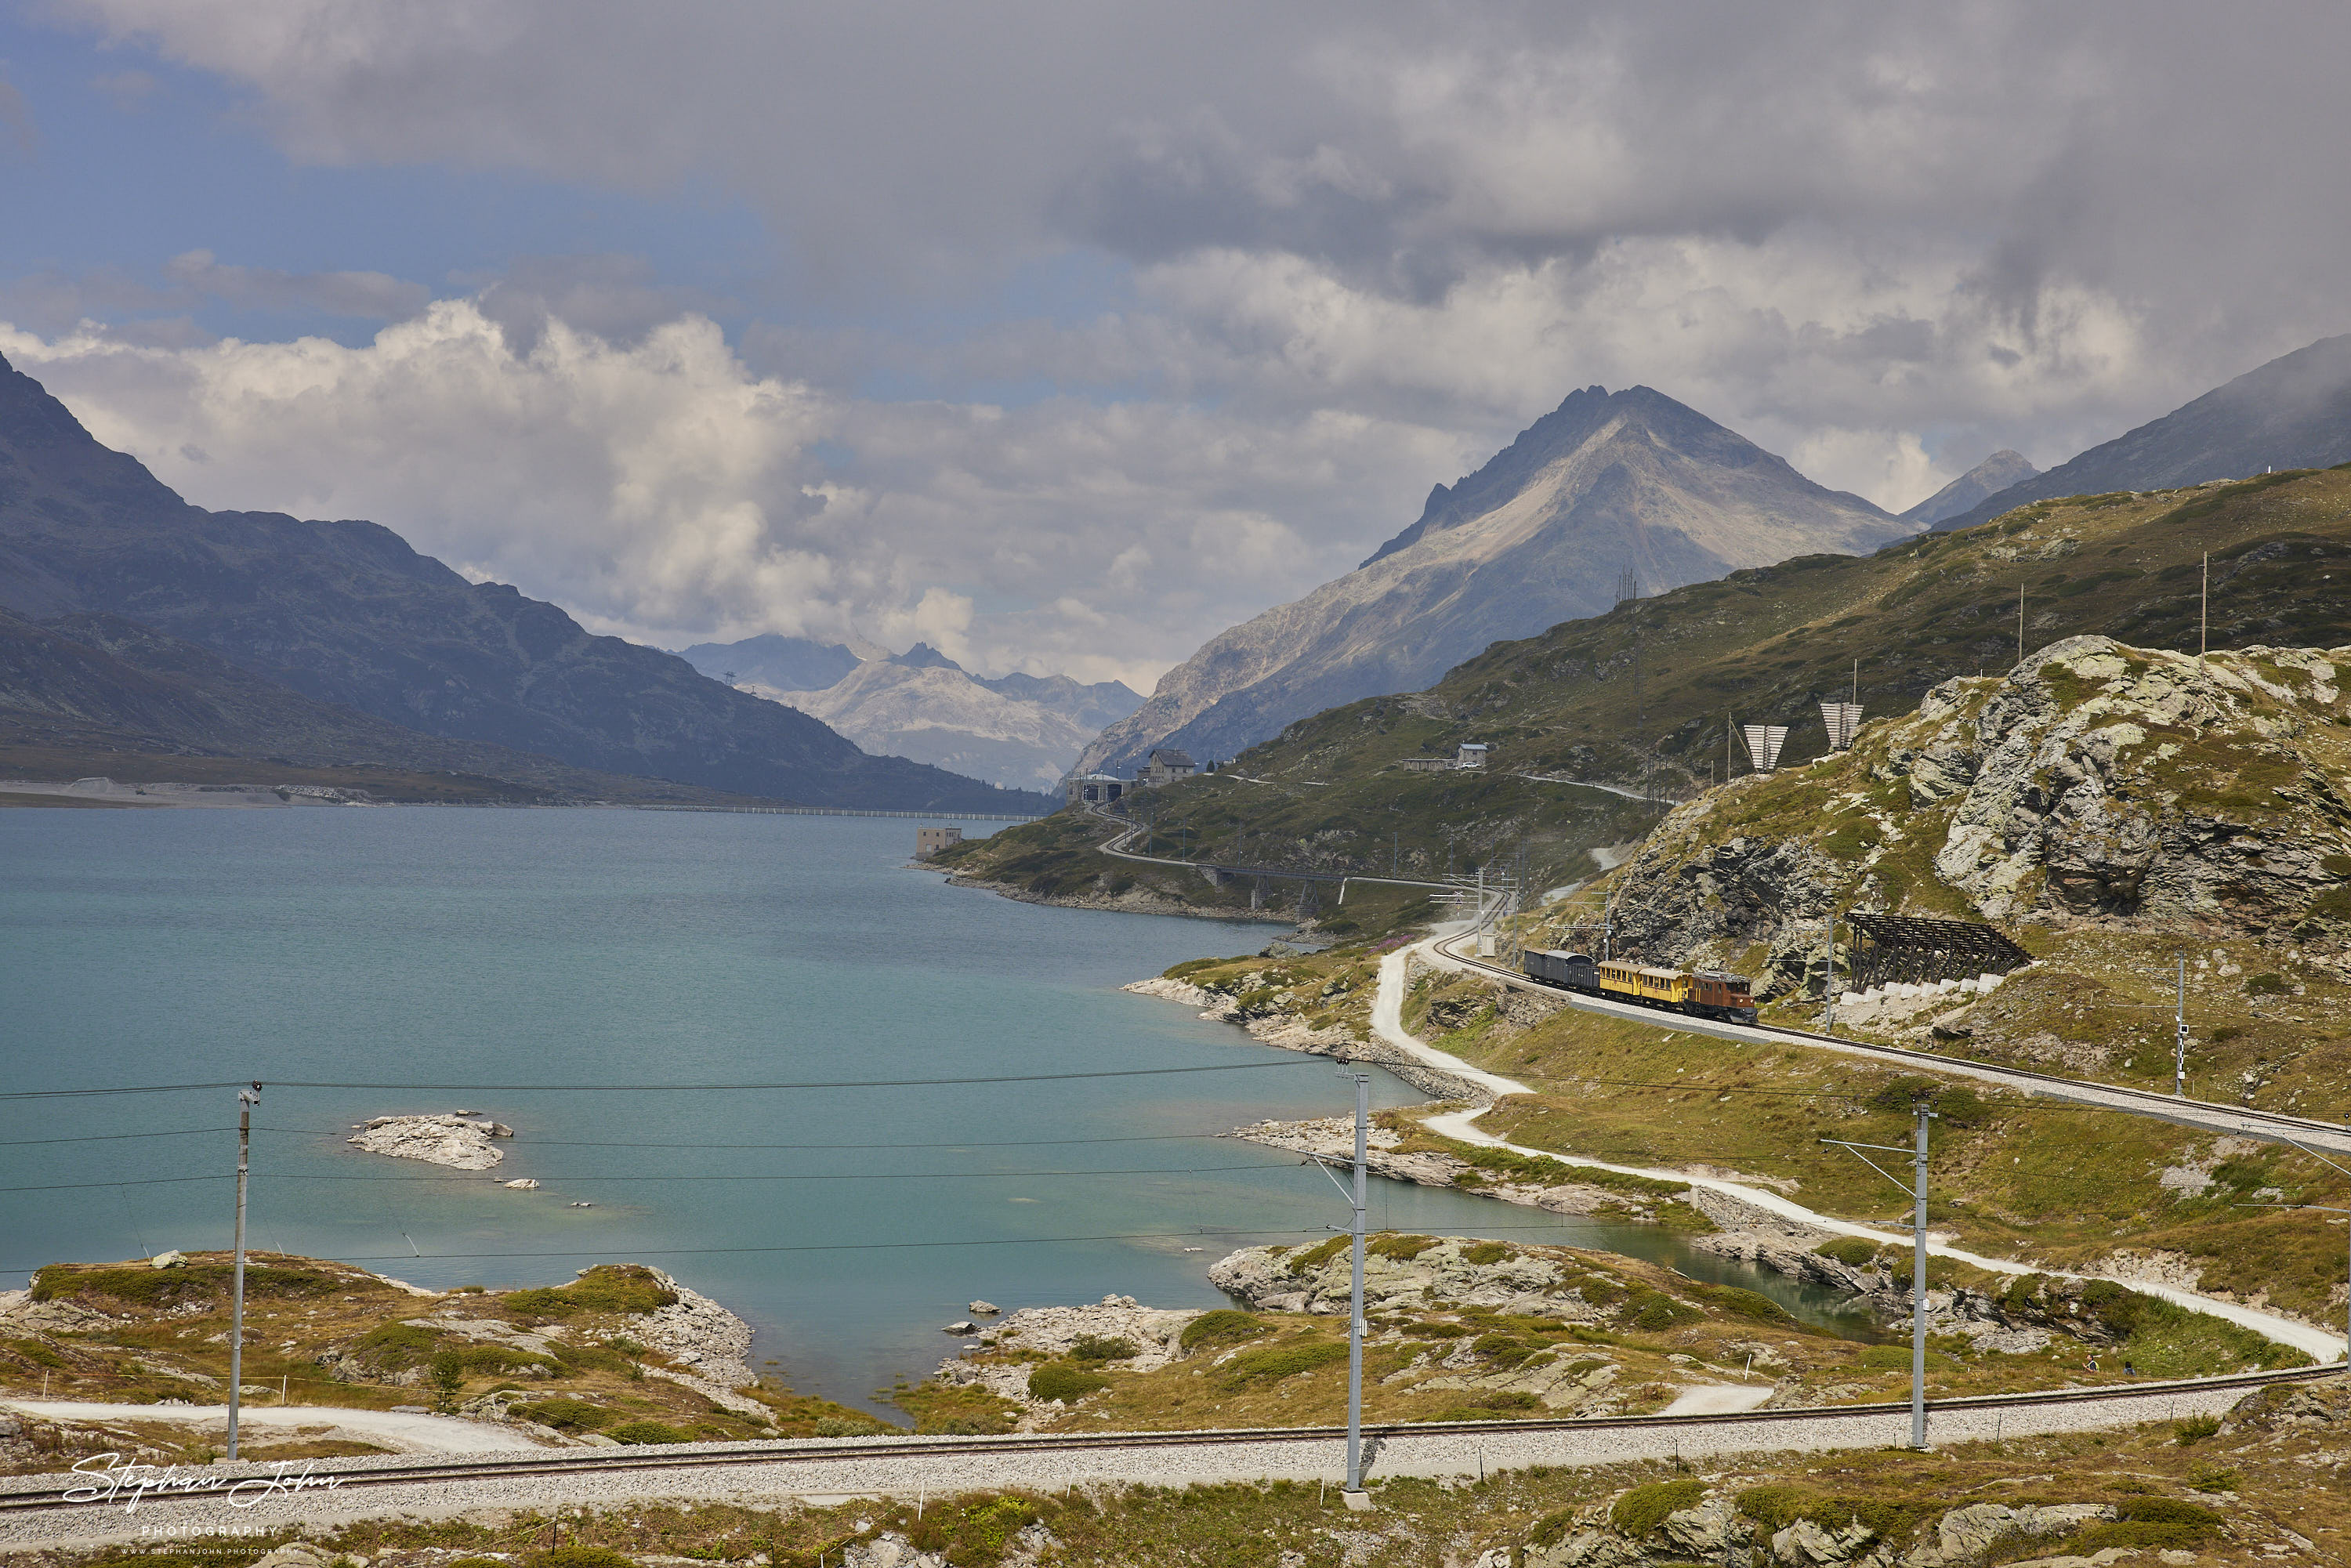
[2,298,1462,690]
[23,2,2351,681]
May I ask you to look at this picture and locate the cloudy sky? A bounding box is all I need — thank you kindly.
[4,2,2347,689]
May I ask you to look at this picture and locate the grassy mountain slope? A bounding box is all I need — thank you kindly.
[0,353,1048,813]
[943,468,2351,927]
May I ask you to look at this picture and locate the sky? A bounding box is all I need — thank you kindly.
[4,2,2349,690]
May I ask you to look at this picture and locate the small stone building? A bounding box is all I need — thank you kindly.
[1065,773,1127,806]
[1456,742,1490,769]
[915,827,962,860]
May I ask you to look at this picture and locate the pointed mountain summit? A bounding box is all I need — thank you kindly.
[1900,451,2039,527]
[1079,384,1907,776]
[1934,334,2351,532]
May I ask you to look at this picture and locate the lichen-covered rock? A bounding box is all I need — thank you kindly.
[349,1113,513,1169]
[1208,1237,1569,1318]
[1520,1490,2114,1567]
[1922,638,2350,924]
[1596,637,2351,977]
[2223,1371,2351,1431]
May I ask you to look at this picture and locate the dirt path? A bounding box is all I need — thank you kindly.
[0,1400,544,1454]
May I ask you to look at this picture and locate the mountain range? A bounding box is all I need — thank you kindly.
[678,636,1142,791]
[1078,384,1911,776]
[942,461,2351,929]
[1934,332,2351,531]
[0,353,1052,812]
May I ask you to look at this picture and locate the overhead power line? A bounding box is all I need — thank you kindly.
[247,1164,1301,1183]
[0,1081,245,1102]
[0,1162,1302,1194]
[0,1060,1313,1102]
[253,1128,1258,1152]
[0,1127,237,1147]
[4,1220,1642,1275]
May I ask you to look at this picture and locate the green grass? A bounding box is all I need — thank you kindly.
[1179,1310,1269,1353]
[1214,1341,1351,1387]
[503,1266,678,1319]
[606,1420,691,1445]
[1610,1479,1706,1535]
[1027,1362,1110,1403]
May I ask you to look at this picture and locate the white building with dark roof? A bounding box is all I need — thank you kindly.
[1136,748,1197,788]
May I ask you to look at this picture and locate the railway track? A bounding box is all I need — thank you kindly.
[1428,932,2351,1155]
[1,1363,2333,1514]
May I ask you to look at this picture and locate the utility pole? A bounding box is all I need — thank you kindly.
[227,1081,260,1461]
[1820,913,1840,1033]
[2016,585,2025,669]
[2174,954,2190,1098]
[1310,1066,1373,1504]
[1345,1066,1368,1501]
[2201,552,2209,660]
[1909,1100,1931,1450]
[1823,1100,1937,1450]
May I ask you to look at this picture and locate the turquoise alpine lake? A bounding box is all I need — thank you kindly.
[0,808,1873,1414]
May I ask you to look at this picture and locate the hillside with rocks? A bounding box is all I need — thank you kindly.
[1079,384,1907,777]
[1597,635,2351,997]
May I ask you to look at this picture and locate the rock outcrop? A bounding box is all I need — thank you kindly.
[1599,636,2351,980]
[1908,639,2350,925]
[927,1295,1201,1415]
[1517,1482,2117,1568]
[348,1113,513,1170]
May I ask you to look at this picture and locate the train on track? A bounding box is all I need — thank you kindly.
[1521,947,1760,1025]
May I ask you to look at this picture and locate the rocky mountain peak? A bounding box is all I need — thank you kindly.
[1360,384,1826,569]
[1084,382,1904,777]
[1900,450,2041,527]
